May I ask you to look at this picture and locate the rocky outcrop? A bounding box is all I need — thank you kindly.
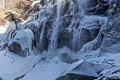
[1,0,120,80]
[56,60,111,80]
[1,0,120,59]
[8,29,34,57]
[100,12,120,55]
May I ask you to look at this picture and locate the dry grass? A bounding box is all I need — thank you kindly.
[0,9,6,18]
[0,12,5,18]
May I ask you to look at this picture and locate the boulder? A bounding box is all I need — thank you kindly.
[56,60,99,80]
[8,29,34,57]
[56,73,96,80]
[78,16,106,51]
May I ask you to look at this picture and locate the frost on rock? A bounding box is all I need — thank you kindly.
[100,12,120,55]
[8,29,34,57]
[0,0,120,80]
[63,60,99,77]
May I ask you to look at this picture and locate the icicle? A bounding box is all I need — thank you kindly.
[49,0,63,51]
[39,20,47,50]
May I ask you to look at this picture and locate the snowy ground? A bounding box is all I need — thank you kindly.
[0,50,70,80]
[0,26,7,34]
[21,57,70,80]
[1,47,120,80]
[0,50,40,80]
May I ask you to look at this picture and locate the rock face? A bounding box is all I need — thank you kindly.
[100,12,120,55]
[1,0,120,80]
[83,0,109,15]
[2,0,119,58]
[78,16,106,50]
[83,0,98,15]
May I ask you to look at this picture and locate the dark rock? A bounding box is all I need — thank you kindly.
[83,0,109,15]
[83,0,98,15]
[95,0,109,15]
[0,77,3,80]
[57,29,73,49]
[8,41,22,56]
[56,73,96,80]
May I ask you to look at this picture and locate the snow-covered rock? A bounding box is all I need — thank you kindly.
[0,0,120,80]
[20,57,70,80]
[100,12,120,55]
[8,29,34,57]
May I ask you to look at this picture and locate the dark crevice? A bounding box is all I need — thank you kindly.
[14,59,42,80]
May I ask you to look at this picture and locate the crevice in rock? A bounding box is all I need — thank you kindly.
[4,49,15,63]
[14,59,42,80]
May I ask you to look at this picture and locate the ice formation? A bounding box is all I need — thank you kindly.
[0,0,120,80]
